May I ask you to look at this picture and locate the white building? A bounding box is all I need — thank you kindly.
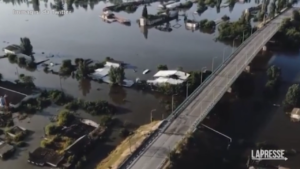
[89,66,135,87]
[105,60,124,68]
[4,44,32,61]
[147,70,190,85]
[4,44,23,55]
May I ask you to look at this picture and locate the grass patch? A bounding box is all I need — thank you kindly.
[96,121,161,169]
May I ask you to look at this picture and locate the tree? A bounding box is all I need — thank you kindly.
[57,109,75,126]
[157,64,168,70]
[20,37,33,55]
[267,65,281,80]
[292,10,300,21]
[142,5,148,18]
[18,56,26,65]
[108,67,125,85]
[269,2,276,18]
[76,60,90,79]
[283,84,300,108]
[78,79,91,96]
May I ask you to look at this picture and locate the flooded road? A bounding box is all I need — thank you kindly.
[1,0,300,168]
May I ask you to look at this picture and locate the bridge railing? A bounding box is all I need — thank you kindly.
[155,7,291,169]
[162,15,266,128]
[119,8,291,169]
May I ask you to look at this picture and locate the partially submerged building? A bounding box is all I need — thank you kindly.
[89,60,135,87]
[28,147,64,167]
[7,126,27,138]
[105,60,124,68]
[147,70,190,85]
[4,44,32,61]
[0,82,40,108]
[0,140,15,159]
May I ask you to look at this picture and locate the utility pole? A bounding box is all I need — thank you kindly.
[201,67,207,84]
[150,109,156,122]
[59,76,63,91]
[186,83,189,98]
[171,95,174,113]
[222,47,228,64]
[129,136,132,154]
[232,40,235,53]
[201,124,232,149]
[212,57,218,72]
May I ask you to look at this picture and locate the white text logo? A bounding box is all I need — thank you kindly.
[251,150,288,161]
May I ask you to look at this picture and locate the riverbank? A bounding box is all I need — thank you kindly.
[96,120,161,169]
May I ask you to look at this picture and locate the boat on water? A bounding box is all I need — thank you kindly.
[143,69,150,74]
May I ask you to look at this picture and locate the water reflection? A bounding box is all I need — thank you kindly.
[140,26,148,39]
[78,78,91,96]
[32,0,39,11]
[155,22,173,32]
[3,0,102,13]
[109,86,127,105]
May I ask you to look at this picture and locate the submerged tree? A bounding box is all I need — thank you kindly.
[283,84,300,109]
[108,67,125,85]
[267,65,281,80]
[20,37,33,55]
[142,5,148,18]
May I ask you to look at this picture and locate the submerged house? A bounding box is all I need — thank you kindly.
[0,83,40,108]
[28,147,64,167]
[0,140,15,159]
[3,44,23,55]
[4,44,31,61]
[147,70,190,85]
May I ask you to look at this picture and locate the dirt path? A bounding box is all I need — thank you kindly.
[96,120,162,169]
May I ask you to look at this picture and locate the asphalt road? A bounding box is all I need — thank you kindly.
[123,8,295,169]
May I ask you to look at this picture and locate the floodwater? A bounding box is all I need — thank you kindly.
[1,0,300,168]
[0,0,257,125]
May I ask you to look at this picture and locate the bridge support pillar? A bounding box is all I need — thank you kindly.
[262,45,267,51]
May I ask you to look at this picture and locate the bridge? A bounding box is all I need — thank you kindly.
[119,8,295,169]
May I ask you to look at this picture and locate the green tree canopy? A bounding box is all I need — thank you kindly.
[20,37,33,55]
[142,5,148,18]
[267,65,281,80]
[284,84,300,108]
[108,67,125,85]
[157,64,168,70]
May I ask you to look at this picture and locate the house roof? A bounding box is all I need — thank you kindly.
[61,122,96,139]
[0,88,27,105]
[90,68,110,79]
[28,147,64,167]
[147,77,185,85]
[5,44,23,52]
[106,60,123,64]
[153,70,190,80]
[0,141,14,155]
[65,135,89,154]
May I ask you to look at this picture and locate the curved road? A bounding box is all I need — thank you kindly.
[122,8,295,169]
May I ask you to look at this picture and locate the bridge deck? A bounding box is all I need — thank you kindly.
[123,8,295,169]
